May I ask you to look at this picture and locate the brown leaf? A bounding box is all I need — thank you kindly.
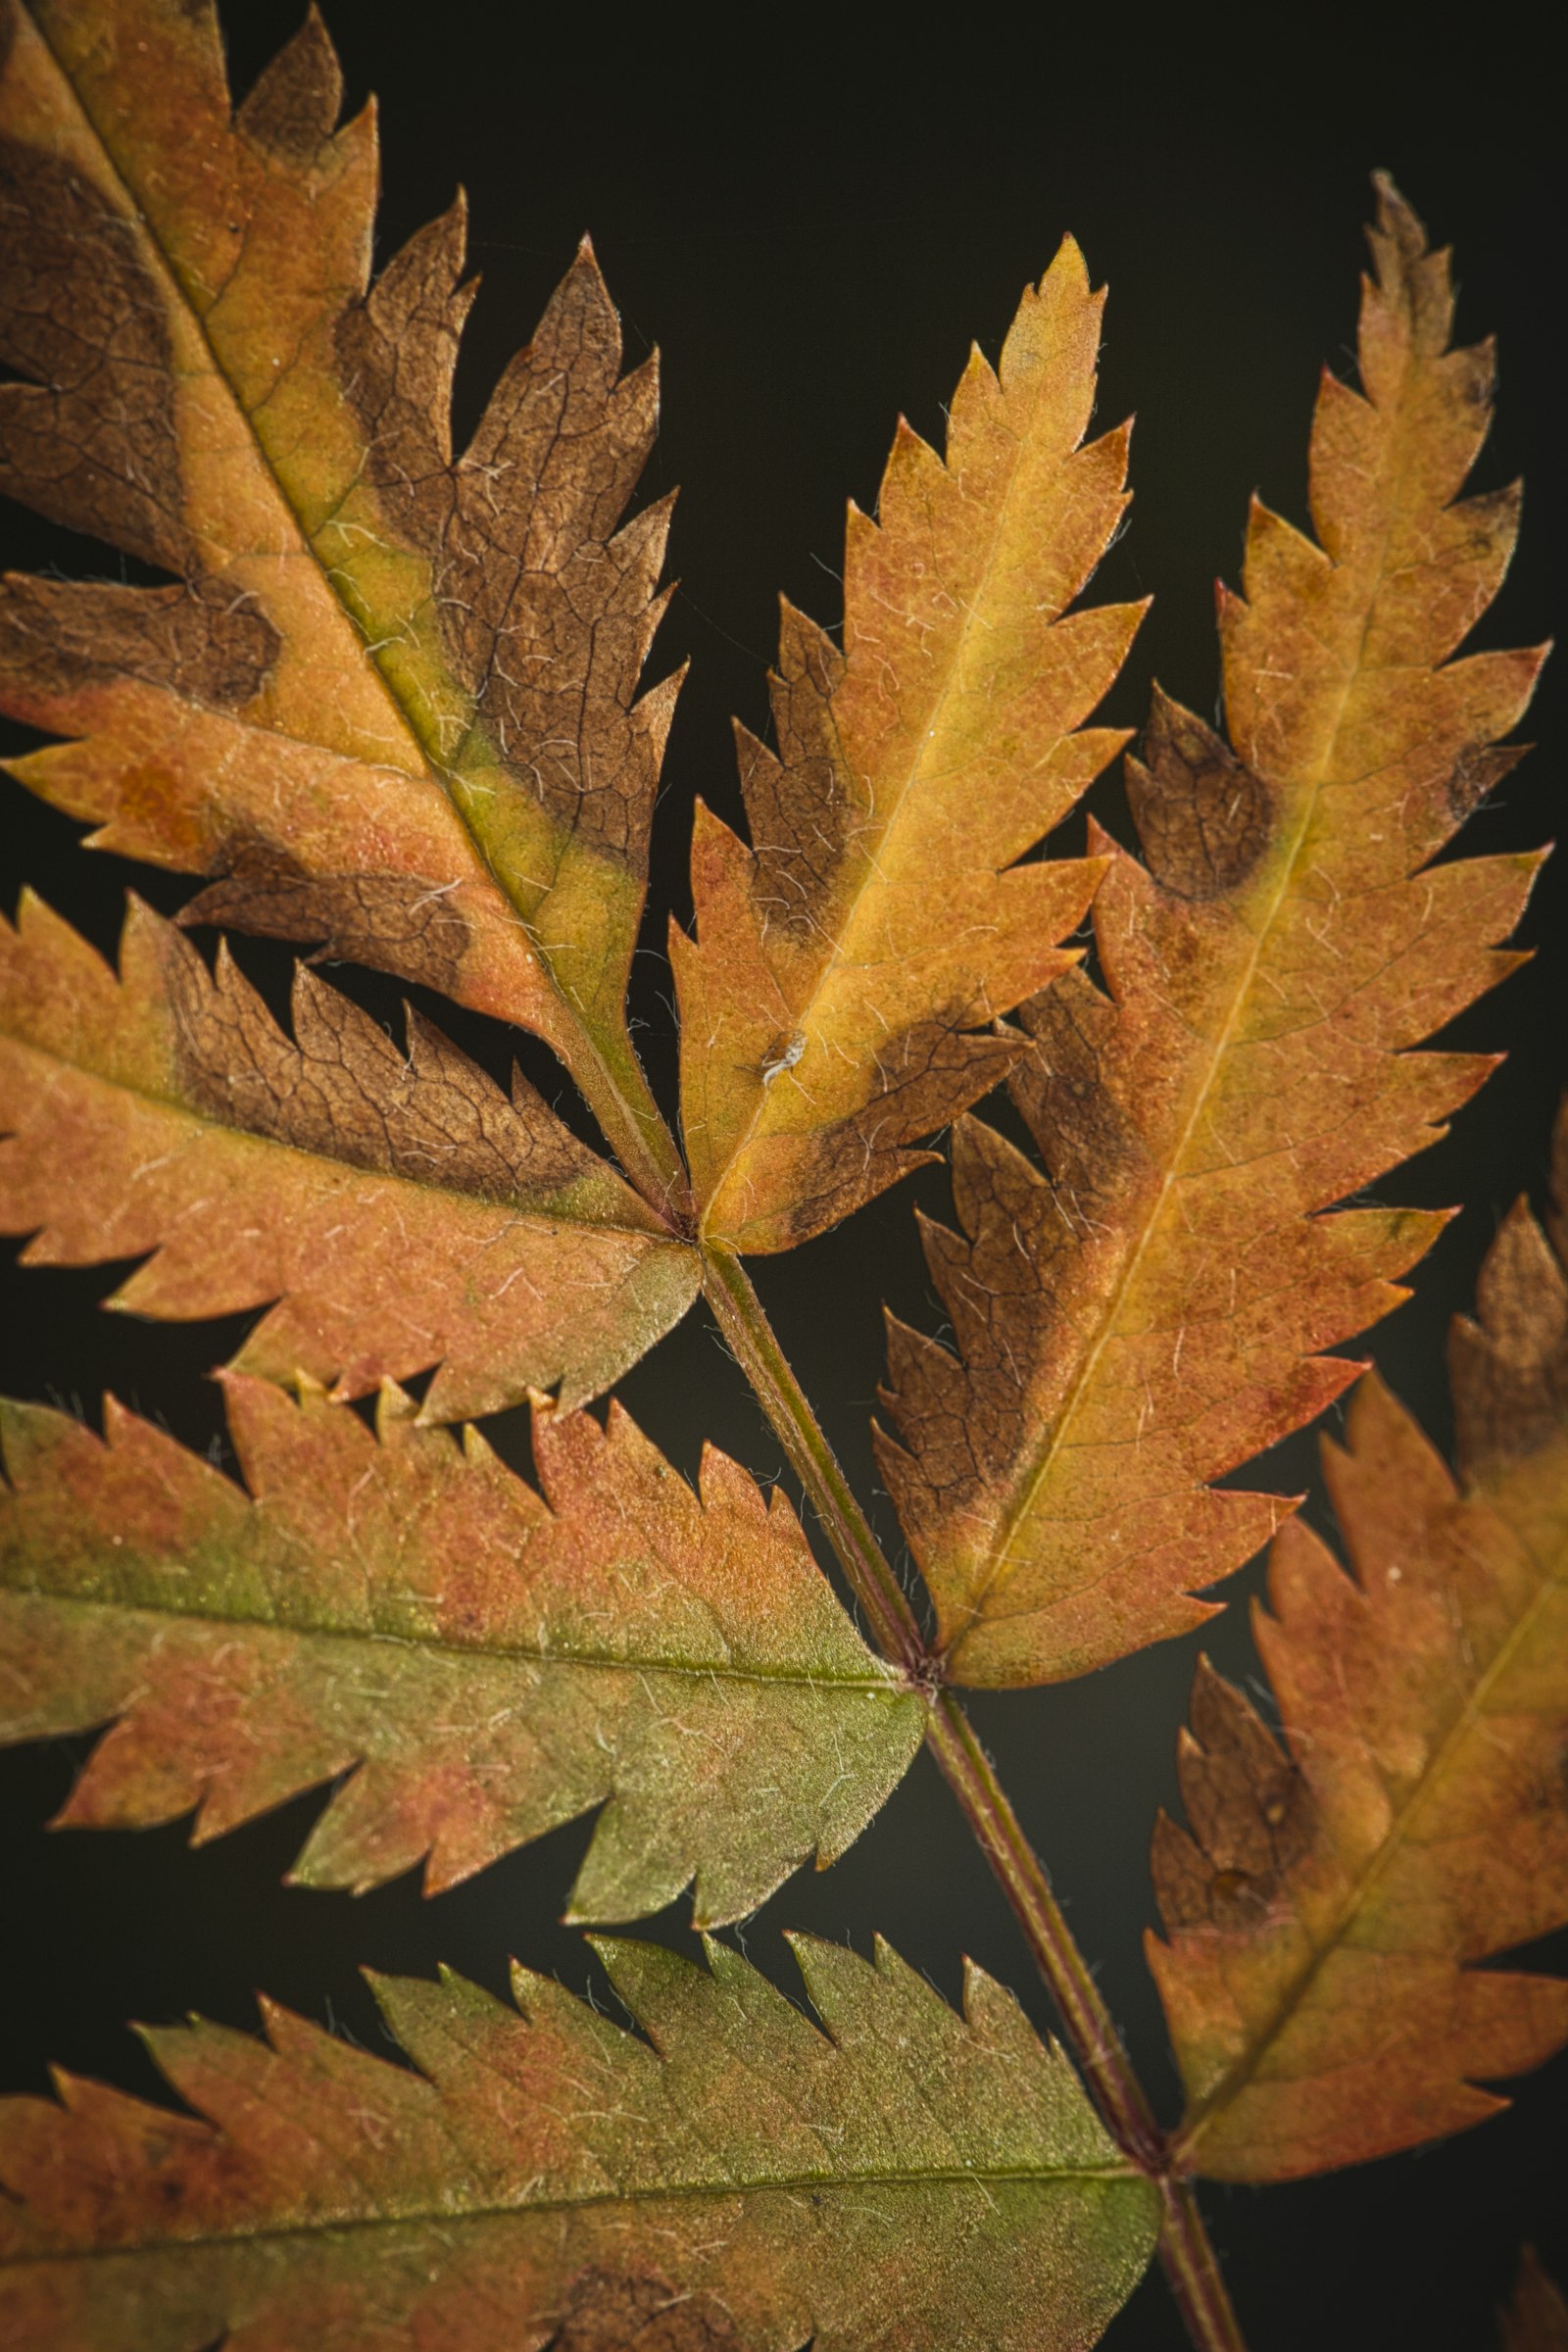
[0,894,698,1418]
[0,2,682,1203]
[877,178,1544,1687]
[1149,1119,1568,2181]
[1452,1100,1568,1474]
[671,239,1141,1250]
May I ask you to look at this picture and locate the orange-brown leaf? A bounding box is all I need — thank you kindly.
[1148,1109,1568,2181]
[0,2,680,1200]
[1500,2250,1568,2352]
[0,894,697,1417]
[877,178,1544,1687]
[671,238,1142,1250]
[0,1375,923,1925]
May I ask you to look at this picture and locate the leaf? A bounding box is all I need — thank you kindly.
[1146,1106,1568,2181]
[0,1935,1159,2351]
[1500,2250,1568,2352]
[877,176,1544,1687]
[0,1372,925,1926]
[0,1,682,1201]
[671,238,1142,1251]
[0,894,698,1418]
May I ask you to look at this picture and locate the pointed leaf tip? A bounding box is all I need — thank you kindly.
[678,237,1139,1252]
[880,176,1544,1690]
[1154,1124,1568,2180]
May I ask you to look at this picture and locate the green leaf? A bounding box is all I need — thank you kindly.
[0,1374,925,1927]
[0,1936,1159,2351]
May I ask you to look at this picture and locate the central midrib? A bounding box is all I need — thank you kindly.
[13,2155,1140,2268]
[960,322,1420,1646]
[710,316,1089,1211]
[21,6,639,1114]
[3,1581,907,1692]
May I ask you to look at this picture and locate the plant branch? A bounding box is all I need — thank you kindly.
[700,1243,1250,2352]
[700,1247,927,1674]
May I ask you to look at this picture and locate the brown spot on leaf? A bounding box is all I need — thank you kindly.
[1152,1659,1313,1933]
[180,836,470,999]
[1450,1133,1568,1477]
[738,599,851,940]
[1009,965,1137,1219]
[233,9,342,166]
[551,2269,743,2351]
[336,224,671,870]
[163,926,604,1203]
[0,132,190,569]
[741,1016,1024,1250]
[1125,685,1272,901]
[0,570,277,710]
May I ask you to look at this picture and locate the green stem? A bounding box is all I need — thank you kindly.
[700,1243,1250,2352]
[700,1246,926,1673]
[1156,2180,1250,2352]
[570,1019,694,1228]
[923,1691,1164,2170]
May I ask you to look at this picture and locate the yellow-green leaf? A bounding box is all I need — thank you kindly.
[0,1374,923,1925]
[0,1936,1159,2351]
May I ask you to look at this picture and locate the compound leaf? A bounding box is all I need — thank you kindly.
[672,237,1142,1251]
[1148,1107,1568,2181]
[0,0,683,1204]
[0,1373,923,1925]
[0,1936,1159,2351]
[0,894,698,1418]
[878,177,1544,1686]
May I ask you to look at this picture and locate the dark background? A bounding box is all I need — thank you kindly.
[1,4,1563,2345]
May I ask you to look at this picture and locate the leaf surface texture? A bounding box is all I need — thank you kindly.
[0,896,697,1416]
[672,240,1141,1250]
[1148,1108,1568,2180]
[0,1936,1158,2351]
[0,0,681,1199]
[878,179,1543,1685]
[0,1374,924,1924]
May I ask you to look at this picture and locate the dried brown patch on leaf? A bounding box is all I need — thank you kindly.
[1451,1100,1568,1473]
[0,2,681,1204]
[1149,1143,1568,2182]
[0,1375,922,1923]
[0,893,697,1417]
[878,179,1544,1687]
[551,2270,745,2352]
[0,1936,1158,2351]
[672,238,1142,1251]
[179,838,472,999]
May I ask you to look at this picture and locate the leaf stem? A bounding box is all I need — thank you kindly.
[699,1247,927,1674]
[574,1026,695,1228]
[1155,2179,1250,2352]
[922,1691,1163,2167]
[699,1242,1250,2352]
